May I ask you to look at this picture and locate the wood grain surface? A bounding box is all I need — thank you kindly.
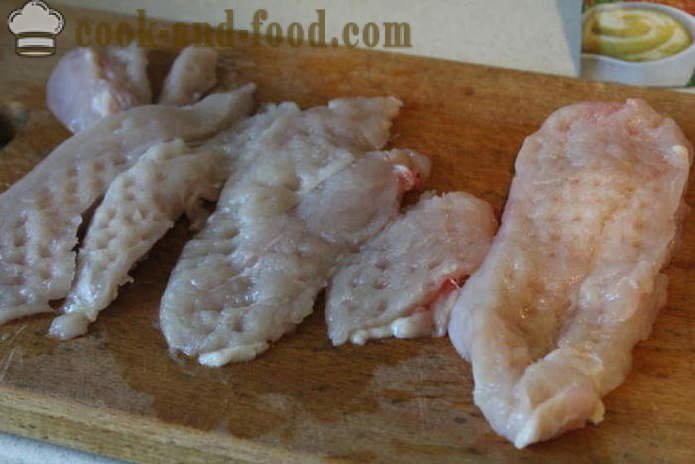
[1,4,694,464]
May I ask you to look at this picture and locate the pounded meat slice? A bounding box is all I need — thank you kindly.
[0,86,255,325]
[160,97,421,366]
[327,192,496,345]
[448,99,692,448]
[49,139,227,340]
[164,149,428,367]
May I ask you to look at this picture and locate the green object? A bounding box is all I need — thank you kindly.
[686,69,695,86]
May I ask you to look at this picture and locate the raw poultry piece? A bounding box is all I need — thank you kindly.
[448,99,692,448]
[49,99,295,340]
[0,85,255,326]
[49,140,227,340]
[164,149,428,367]
[46,44,151,133]
[159,46,218,106]
[160,97,433,367]
[327,192,496,345]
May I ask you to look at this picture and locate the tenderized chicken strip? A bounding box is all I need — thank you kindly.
[0,85,255,326]
[48,140,228,340]
[46,44,152,133]
[164,149,428,367]
[159,46,218,106]
[48,100,296,339]
[160,97,432,366]
[448,99,692,448]
[327,192,496,346]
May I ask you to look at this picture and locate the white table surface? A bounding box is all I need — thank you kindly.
[0,433,125,464]
[2,0,582,462]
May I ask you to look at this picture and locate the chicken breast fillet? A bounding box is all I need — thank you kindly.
[327,192,496,346]
[48,99,294,340]
[159,46,218,106]
[0,86,255,326]
[448,99,692,448]
[160,97,432,366]
[46,44,152,133]
[48,140,228,340]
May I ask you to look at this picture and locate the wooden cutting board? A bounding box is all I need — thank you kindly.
[1,4,695,464]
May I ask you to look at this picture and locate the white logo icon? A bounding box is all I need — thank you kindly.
[8,1,64,57]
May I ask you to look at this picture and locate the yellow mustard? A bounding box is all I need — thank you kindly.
[583,8,692,61]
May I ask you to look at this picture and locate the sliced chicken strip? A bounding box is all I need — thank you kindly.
[160,97,420,366]
[164,149,428,367]
[448,99,692,448]
[0,85,255,326]
[48,100,296,339]
[46,44,151,133]
[297,149,430,249]
[48,140,227,340]
[327,192,496,346]
[159,46,218,106]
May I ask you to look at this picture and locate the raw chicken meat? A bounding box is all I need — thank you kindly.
[163,149,428,367]
[0,85,255,326]
[327,192,496,345]
[46,44,151,133]
[448,99,692,448]
[159,46,218,106]
[49,139,228,340]
[160,97,432,366]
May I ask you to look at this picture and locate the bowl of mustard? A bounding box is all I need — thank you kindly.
[581,2,695,87]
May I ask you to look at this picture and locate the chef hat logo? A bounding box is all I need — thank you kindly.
[8,1,64,57]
